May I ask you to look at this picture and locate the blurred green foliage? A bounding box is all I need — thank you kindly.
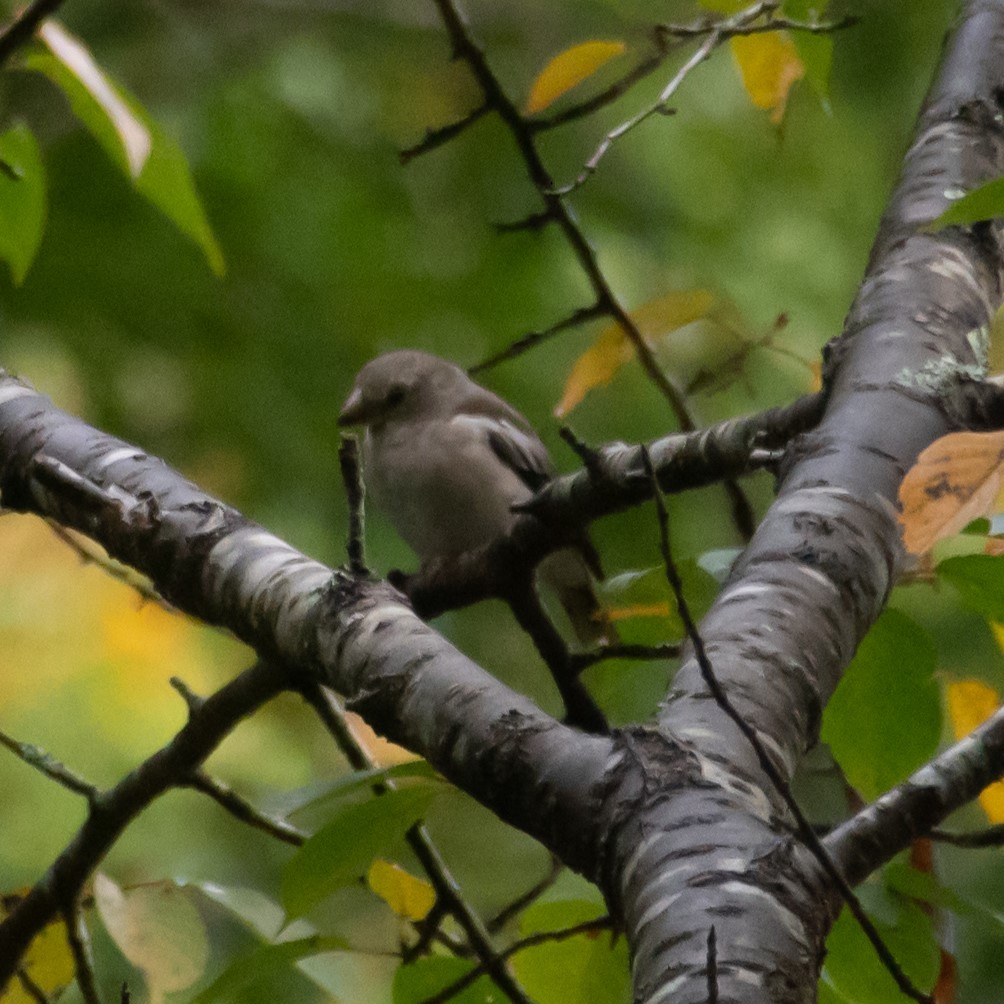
[6,0,1004,1001]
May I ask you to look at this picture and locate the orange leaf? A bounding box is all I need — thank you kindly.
[730,32,805,124]
[945,679,1004,822]
[555,289,715,417]
[898,430,1004,555]
[606,602,672,622]
[344,711,421,766]
[525,41,626,115]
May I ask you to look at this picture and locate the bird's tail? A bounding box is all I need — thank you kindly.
[539,549,618,648]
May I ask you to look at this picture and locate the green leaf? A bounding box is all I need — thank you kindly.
[823,902,939,1003]
[821,609,941,801]
[135,118,226,275]
[883,861,981,918]
[599,559,718,639]
[938,553,1004,621]
[393,957,499,1004]
[0,124,46,284]
[288,760,440,821]
[512,901,628,1004]
[26,22,224,275]
[928,174,1004,231]
[190,935,348,1004]
[778,3,833,108]
[281,786,436,921]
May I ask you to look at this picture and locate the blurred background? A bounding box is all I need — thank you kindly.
[4,0,1002,1001]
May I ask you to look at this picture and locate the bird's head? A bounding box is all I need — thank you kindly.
[338,350,467,430]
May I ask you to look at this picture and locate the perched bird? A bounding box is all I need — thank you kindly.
[338,349,612,647]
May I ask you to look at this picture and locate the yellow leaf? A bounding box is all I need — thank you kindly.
[945,679,1004,822]
[525,41,626,115]
[555,289,716,417]
[730,32,805,124]
[367,859,436,921]
[0,907,74,1002]
[95,874,209,1003]
[898,430,1004,555]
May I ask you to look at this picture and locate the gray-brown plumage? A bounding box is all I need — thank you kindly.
[338,350,612,646]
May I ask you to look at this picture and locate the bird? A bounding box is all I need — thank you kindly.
[337,349,613,648]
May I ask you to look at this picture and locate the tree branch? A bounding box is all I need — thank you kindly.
[0,0,65,67]
[824,706,1004,885]
[404,391,824,620]
[0,659,287,990]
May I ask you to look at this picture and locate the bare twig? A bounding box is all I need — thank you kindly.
[399,102,491,164]
[558,1,856,194]
[0,660,287,991]
[487,856,563,933]
[420,914,613,1004]
[184,771,306,847]
[63,904,101,1004]
[0,730,97,801]
[530,5,855,134]
[567,641,682,675]
[15,968,47,1004]
[468,303,605,374]
[0,0,66,67]
[503,578,608,734]
[929,824,1004,848]
[47,521,168,607]
[641,448,932,1004]
[555,29,721,196]
[299,683,532,1003]
[430,0,694,432]
[338,434,368,575]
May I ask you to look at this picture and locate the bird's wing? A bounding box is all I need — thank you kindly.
[456,388,554,492]
[454,383,605,580]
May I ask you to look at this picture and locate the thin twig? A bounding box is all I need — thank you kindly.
[419,915,613,1004]
[399,102,491,163]
[928,824,1004,848]
[0,730,97,801]
[63,904,101,1004]
[469,303,605,374]
[431,0,693,430]
[47,521,168,608]
[530,6,855,134]
[184,771,306,847]
[0,0,66,67]
[640,448,932,1004]
[0,660,287,991]
[338,434,369,575]
[299,683,533,1003]
[559,2,856,195]
[566,642,682,675]
[503,579,608,734]
[15,968,47,1004]
[555,29,721,197]
[429,0,757,539]
[487,856,563,933]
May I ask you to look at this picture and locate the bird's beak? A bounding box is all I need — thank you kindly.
[338,387,366,427]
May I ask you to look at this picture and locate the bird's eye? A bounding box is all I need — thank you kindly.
[385,387,406,408]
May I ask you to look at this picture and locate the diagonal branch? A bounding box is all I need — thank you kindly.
[824,706,1004,885]
[0,0,65,67]
[642,448,930,1003]
[0,659,287,990]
